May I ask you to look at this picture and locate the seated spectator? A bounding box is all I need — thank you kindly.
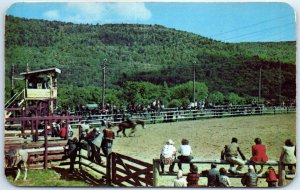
[219,167,231,187]
[250,138,268,174]
[207,163,220,187]
[241,165,258,187]
[177,138,193,170]
[280,139,296,174]
[173,170,187,187]
[265,166,278,187]
[160,139,176,173]
[187,164,200,187]
[221,137,246,174]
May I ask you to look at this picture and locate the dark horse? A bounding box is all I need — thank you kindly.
[115,119,145,137]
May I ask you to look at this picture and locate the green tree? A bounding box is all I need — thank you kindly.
[208,91,225,105]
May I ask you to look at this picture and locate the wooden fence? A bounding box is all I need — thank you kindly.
[153,158,295,187]
[78,106,296,125]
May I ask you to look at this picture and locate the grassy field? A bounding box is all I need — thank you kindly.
[6,168,90,187]
[6,113,296,187]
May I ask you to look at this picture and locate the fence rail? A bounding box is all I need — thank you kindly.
[152,158,294,187]
[76,106,296,125]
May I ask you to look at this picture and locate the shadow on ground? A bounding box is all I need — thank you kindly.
[51,167,106,186]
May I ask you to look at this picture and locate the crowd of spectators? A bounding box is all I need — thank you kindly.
[158,137,296,187]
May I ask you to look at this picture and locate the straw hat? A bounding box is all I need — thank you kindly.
[168,139,175,145]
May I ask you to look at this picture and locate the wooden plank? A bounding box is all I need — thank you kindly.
[29,154,65,162]
[79,162,106,176]
[114,155,143,186]
[153,159,278,166]
[115,153,152,167]
[115,166,153,185]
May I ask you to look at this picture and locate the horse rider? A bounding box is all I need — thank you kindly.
[101,122,115,157]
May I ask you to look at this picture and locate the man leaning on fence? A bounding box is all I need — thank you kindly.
[64,137,79,173]
[101,122,115,157]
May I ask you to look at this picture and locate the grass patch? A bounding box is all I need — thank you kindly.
[6,169,91,187]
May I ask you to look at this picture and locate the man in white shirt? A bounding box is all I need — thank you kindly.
[160,139,176,173]
[177,138,193,170]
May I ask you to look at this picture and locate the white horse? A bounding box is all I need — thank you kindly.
[5,149,29,181]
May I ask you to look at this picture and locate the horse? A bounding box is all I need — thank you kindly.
[115,119,145,137]
[5,149,29,181]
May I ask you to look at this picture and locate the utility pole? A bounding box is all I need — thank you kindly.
[102,58,107,108]
[258,66,262,102]
[193,61,196,105]
[10,64,15,98]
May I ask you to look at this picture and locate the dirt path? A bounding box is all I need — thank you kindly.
[111,114,296,187]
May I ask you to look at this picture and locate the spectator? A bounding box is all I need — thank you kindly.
[250,138,268,174]
[279,139,296,174]
[64,137,79,173]
[85,128,100,162]
[101,122,115,157]
[177,138,193,170]
[207,163,220,187]
[219,167,231,187]
[187,164,200,187]
[221,137,246,174]
[173,170,187,187]
[241,165,258,187]
[265,166,278,187]
[59,125,67,139]
[160,139,176,173]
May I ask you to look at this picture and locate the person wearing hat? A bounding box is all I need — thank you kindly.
[160,139,177,173]
[101,122,115,157]
[221,137,246,174]
[241,165,258,187]
[173,170,187,187]
[187,164,200,187]
[206,163,220,187]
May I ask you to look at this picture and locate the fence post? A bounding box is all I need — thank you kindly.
[106,153,112,186]
[152,159,160,187]
[278,162,285,186]
[44,123,48,169]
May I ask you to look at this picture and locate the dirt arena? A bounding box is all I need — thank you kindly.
[111,113,296,187]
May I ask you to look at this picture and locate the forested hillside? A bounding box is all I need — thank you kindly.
[5,16,296,108]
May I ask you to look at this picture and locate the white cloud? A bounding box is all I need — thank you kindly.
[44,10,60,20]
[44,3,152,24]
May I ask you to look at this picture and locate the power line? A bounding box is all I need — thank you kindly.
[233,24,294,42]
[210,14,293,38]
[223,22,294,42]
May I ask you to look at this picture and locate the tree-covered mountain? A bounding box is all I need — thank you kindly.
[5,16,296,108]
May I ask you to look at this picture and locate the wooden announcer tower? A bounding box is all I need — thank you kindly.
[20,67,61,115]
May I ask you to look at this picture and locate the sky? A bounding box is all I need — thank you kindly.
[5,2,297,43]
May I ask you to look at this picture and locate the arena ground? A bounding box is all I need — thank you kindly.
[111,113,296,187]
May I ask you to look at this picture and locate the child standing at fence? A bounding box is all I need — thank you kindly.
[187,164,200,187]
[219,167,231,187]
[265,166,278,187]
[173,170,187,187]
